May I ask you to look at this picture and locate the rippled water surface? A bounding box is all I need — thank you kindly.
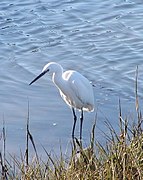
[1,0,143,155]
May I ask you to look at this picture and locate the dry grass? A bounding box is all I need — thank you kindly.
[2,118,141,180]
[0,67,143,179]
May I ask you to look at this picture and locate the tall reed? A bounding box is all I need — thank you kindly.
[0,67,142,179]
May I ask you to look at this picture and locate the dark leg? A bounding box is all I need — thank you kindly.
[72,108,77,139]
[80,109,84,142]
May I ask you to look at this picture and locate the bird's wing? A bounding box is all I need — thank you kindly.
[64,71,93,105]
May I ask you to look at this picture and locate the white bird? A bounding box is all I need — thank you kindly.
[29,62,94,141]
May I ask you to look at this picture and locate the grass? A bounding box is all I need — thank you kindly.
[0,67,143,179]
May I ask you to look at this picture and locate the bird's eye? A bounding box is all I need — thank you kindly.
[44,69,49,73]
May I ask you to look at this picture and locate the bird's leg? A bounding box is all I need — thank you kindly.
[72,108,77,139]
[71,108,77,150]
[80,109,84,145]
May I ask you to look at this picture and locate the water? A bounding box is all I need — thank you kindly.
[0,0,143,156]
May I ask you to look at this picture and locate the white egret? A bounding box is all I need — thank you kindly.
[29,62,94,141]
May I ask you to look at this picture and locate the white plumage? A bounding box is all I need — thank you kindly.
[29,62,94,140]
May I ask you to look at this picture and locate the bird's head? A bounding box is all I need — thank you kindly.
[29,62,62,85]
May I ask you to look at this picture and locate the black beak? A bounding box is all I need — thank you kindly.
[29,71,47,85]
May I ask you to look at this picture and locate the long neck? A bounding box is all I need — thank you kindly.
[52,68,66,93]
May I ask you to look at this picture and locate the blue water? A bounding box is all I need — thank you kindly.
[0,0,143,157]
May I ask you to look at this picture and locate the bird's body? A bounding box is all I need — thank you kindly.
[53,69,94,112]
[29,62,94,141]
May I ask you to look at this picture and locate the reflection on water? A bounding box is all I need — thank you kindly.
[0,0,143,155]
